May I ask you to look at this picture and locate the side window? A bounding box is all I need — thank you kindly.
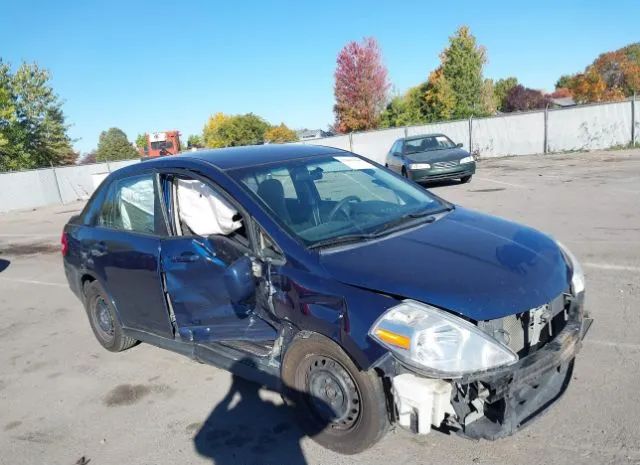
[390,141,399,155]
[169,175,249,245]
[98,174,157,234]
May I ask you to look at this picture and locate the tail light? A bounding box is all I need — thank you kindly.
[61,232,69,256]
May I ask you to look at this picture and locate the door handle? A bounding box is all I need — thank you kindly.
[171,252,200,263]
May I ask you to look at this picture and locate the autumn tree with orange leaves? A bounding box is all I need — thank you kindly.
[563,43,640,103]
[333,37,390,133]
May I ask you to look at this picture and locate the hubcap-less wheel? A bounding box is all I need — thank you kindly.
[93,297,115,343]
[302,356,361,431]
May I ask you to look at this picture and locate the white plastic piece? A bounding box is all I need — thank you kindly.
[176,179,242,236]
[392,373,454,435]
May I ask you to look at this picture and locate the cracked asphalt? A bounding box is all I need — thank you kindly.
[1,148,639,465]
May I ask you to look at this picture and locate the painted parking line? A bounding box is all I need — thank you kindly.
[0,277,67,287]
[584,262,640,272]
[473,177,527,189]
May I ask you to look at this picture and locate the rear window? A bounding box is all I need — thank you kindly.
[98,174,156,234]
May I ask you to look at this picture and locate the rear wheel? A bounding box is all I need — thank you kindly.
[461,175,472,183]
[84,281,137,352]
[281,333,389,454]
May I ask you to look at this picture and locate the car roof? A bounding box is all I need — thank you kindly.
[177,144,347,170]
[402,133,446,142]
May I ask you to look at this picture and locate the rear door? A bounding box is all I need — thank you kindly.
[90,172,174,338]
[158,173,276,343]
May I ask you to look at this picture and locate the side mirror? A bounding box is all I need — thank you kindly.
[223,256,256,303]
[456,143,463,148]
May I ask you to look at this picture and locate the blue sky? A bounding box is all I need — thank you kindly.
[2,0,638,153]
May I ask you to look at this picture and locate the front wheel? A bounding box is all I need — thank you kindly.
[460,175,472,183]
[281,333,389,454]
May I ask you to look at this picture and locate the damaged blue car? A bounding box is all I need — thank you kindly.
[62,144,592,454]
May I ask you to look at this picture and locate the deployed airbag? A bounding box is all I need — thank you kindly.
[176,179,242,236]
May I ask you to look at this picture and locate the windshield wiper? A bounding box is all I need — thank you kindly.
[372,209,436,236]
[309,208,450,250]
[309,233,379,249]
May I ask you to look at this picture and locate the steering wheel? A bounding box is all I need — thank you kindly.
[327,196,362,222]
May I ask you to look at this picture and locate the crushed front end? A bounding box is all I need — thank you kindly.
[372,289,592,439]
[450,292,591,439]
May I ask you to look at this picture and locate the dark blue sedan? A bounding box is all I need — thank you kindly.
[62,144,591,454]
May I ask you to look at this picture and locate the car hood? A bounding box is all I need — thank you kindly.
[319,207,570,321]
[406,148,469,163]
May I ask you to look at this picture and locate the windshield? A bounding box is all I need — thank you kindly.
[404,135,456,154]
[230,154,447,248]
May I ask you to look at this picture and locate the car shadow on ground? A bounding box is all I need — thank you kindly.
[419,178,466,189]
[193,359,330,465]
[0,258,10,273]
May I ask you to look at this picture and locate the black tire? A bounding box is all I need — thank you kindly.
[84,281,137,352]
[281,333,389,454]
[461,175,472,183]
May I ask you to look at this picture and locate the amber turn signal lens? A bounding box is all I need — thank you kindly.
[374,328,410,350]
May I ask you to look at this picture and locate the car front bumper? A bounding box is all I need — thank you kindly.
[378,294,592,439]
[408,162,476,182]
[452,296,592,439]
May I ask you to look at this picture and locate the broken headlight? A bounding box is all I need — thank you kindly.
[557,241,585,296]
[369,300,518,377]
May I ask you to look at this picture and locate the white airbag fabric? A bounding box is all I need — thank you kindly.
[176,179,242,236]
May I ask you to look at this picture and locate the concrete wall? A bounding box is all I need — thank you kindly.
[634,98,639,145]
[0,169,61,212]
[351,127,406,164]
[0,159,139,213]
[303,134,351,151]
[547,101,632,152]
[472,111,545,158]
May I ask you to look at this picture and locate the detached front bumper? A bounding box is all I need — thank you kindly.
[408,162,476,183]
[380,295,592,439]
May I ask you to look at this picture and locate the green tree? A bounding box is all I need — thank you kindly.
[0,60,74,171]
[95,127,138,162]
[203,112,233,148]
[203,113,269,147]
[186,134,204,148]
[424,69,456,121]
[494,77,518,111]
[264,123,298,143]
[555,75,572,90]
[440,26,488,118]
[135,133,148,151]
[380,84,430,127]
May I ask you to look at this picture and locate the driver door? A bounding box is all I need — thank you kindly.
[158,173,276,343]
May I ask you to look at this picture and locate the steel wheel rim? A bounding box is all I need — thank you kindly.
[93,297,115,342]
[301,355,362,431]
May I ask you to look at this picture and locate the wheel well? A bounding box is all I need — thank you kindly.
[81,274,96,296]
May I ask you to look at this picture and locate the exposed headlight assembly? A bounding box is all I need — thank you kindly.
[370,300,518,377]
[556,241,585,296]
[459,155,474,164]
[409,163,431,170]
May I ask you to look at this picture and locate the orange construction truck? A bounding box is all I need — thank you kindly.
[141,131,181,158]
